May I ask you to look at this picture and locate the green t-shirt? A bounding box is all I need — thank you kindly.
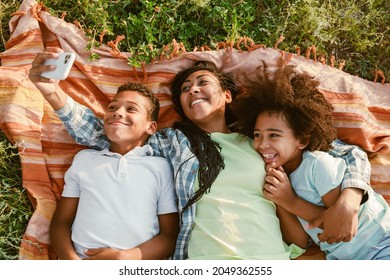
[187,132,295,259]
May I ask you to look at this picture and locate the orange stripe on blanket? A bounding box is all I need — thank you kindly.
[370,181,390,203]
[158,106,181,129]
[370,154,390,185]
[0,66,31,85]
[2,120,42,138]
[332,106,390,128]
[21,164,50,185]
[5,29,42,49]
[19,234,54,260]
[333,116,387,136]
[369,106,390,124]
[0,55,38,67]
[336,127,389,153]
[40,141,85,155]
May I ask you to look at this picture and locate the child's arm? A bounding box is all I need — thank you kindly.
[28,47,69,110]
[138,212,179,259]
[264,166,328,224]
[321,185,341,208]
[276,205,310,248]
[84,212,179,260]
[50,197,81,260]
[29,48,108,150]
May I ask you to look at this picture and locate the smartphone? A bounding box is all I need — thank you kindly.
[41,52,76,80]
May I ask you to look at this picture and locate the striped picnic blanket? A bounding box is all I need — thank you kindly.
[0,0,389,260]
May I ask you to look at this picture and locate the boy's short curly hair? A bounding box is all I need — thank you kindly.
[233,63,337,152]
[116,82,160,121]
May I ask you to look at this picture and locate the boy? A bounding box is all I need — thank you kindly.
[50,83,179,259]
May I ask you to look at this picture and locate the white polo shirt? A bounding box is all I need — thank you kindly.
[62,145,177,259]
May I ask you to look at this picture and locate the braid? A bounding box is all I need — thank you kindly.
[174,121,225,211]
[170,61,239,211]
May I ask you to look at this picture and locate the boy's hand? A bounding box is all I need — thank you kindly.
[29,47,63,96]
[84,247,142,260]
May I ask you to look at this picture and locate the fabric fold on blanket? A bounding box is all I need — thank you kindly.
[0,0,389,260]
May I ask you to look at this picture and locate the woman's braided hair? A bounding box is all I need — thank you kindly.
[171,61,240,211]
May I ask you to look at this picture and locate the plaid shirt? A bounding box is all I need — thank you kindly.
[56,97,372,259]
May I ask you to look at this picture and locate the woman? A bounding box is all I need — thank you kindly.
[29,48,371,259]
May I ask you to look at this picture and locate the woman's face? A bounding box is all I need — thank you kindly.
[179,70,232,130]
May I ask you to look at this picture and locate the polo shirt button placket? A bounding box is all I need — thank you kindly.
[118,156,126,177]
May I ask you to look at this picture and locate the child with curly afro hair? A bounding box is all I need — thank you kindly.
[233,64,390,260]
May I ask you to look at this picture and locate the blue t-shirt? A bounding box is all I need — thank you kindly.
[290,151,390,259]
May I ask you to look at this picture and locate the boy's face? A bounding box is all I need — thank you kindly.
[103,90,156,152]
[253,112,307,174]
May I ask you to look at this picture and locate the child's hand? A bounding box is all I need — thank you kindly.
[28,47,62,96]
[263,165,296,208]
[84,247,142,260]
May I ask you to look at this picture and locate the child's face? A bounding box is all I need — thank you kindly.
[103,90,156,152]
[253,111,307,174]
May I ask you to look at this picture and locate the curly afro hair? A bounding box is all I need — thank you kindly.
[232,63,337,152]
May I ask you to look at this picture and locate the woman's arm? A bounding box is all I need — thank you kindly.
[327,139,370,198]
[309,188,362,243]
[84,212,179,260]
[313,139,371,243]
[50,197,81,260]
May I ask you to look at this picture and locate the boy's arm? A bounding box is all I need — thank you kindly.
[50,197,81,260]
[84,212,179,260]
[29,47,109,150]
[28,47,68,110]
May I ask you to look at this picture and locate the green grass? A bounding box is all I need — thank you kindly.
[1,0,388,78]
[0,0,388,260]
[0,131,33,260]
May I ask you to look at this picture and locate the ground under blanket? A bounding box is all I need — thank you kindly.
[0,0,389,260]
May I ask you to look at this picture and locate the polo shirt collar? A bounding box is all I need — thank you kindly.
[95,144,153,157]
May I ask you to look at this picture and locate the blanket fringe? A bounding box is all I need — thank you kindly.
[374,68,386,85]
[28,1,387,84]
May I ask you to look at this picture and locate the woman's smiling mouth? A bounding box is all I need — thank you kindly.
[190,98,207,107]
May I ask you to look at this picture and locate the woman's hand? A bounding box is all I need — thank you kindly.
[308,188,361,243]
